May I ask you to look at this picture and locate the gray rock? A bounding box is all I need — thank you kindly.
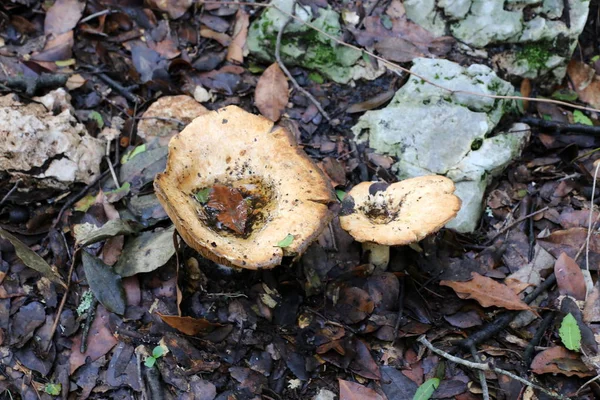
[405,0,590,86]
[352,58,530,232]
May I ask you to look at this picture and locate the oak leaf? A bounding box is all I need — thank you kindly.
[255,63,289,122]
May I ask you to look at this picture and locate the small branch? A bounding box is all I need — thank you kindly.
[0,179,22,206]
[469,345,490,400]
[80,297,99,353]
[418,336,570,400]
[522,117,600,135]
[274,0,331,121]
[485,206,549,245]
[1,73,68,96]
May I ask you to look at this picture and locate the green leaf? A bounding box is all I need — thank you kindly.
[573,110,593,126]
[542,114,552,121]
[551,89,578,102]
[195,188,211,204]
[55,59,75,67]
[121,144,147,164]
[308,72,324,84]
[335,189,346,201]
[592,55,600,62]
[82,251,126,315]
[381,14,393,30]
[248,64,265,73]
[152,345,165,358]
[413,378,440,400]
[276,234,294,248]
[144,357,156,368]
[89,111,104,129]
[0,228,66,288]
[559,313,581,352]
[44,383,62,396]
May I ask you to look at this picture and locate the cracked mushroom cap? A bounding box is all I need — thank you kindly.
[154,106,335,269]
[339,176,461,245]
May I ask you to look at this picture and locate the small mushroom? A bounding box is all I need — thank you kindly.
[154,106,335,269]
[339,176,461,271]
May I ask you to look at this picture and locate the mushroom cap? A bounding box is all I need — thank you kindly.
[154,106,335,269]
[339,176,461,245]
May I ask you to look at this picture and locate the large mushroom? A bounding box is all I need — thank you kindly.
[339,176,461,271]
[154,106,335,269]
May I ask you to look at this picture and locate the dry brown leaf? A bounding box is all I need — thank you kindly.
[440,272,531,311]
[200,28,232,46]
[44,0,85,35]
[567,60,600,109]
[158,313,221,336]
[339,379,385,400]
[255,63,289,122]
[226,9,250,64]
[531,346,592,377]
[554,252,587,300]
[520,78,531,110]
[207,184,249,235]
[583,280,600,323]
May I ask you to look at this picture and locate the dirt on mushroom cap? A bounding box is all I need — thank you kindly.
[339,176,461,246]
[154,106,336,269]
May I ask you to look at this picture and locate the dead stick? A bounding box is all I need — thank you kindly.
[418,335,570,400]
[485,206,549,245]
[274,0,330,121]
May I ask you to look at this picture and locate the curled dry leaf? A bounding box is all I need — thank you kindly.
[227,9,250,64]
[158,313,222,336]
[440,272,531,311]
[255,63,289,122]
[530,346,593,377]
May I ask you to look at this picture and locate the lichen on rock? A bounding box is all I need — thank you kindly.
[352,58,530,232]
[0,90,105,192]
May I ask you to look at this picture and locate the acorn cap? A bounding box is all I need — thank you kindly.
[339,176,461,245]
[154,106,335,269]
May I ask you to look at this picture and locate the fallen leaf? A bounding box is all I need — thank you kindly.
[114,226,175,277]
[339,379,385,400]
[226,9,249,64]
[349,339,381,380]
[440,272,531,311]
[74,219,141,247]
[530,346,592,377]
[554,253,587,301]
[0,228,66,288]
[207,184,248,235]
[255,63,289,122]
[346,89,396,113]
[157,313,222,336]
[44,0,85,35]
[82,251,126,315]
[568,60,600,109]
[200,28,232,46]
[583,280,600,322]
[374,37,424,62]
[559,313,582,352]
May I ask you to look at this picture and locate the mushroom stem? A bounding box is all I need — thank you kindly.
[362,242,390,272]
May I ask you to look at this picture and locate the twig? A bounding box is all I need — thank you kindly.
[523,312,555,365]
[418,336,570,400]
[274,0,331,121]
[469,345,490,400]
[522,117,600,135]
[105,156,120,189]
[199,1,600,115]
[79,9,114,24]
[0,179,21,206]
[393,276,405,340]
[46,248,80,352]
[586,161,600,292]
[136,116,186,125]
[485,206,549,245]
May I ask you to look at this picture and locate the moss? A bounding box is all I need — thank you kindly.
[516,43,552,70]
[487,80,502,92]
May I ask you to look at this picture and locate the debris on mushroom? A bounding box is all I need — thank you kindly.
[339,176,461,271]
[137,95,209,146]
[154,106,336,269]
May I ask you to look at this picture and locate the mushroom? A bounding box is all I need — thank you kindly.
[154,106,335,269]
[339,176,461,271]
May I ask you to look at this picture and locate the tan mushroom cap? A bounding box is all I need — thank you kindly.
[154,106,335,269]
[339,176,461,245]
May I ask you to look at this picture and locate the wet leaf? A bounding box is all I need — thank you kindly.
[207,184,248,235]
[560,313,582,352]
[413,378,439,400]
[554,253,586,301]
[339,379,384,400]
[255,63,289,122]
[114,226,175,277]
[74,219,141,247]
[276,234,294,248]
[82,251,126,315]
[158,313,222,336]
[440,272,531,311]
[0,228,66,288]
